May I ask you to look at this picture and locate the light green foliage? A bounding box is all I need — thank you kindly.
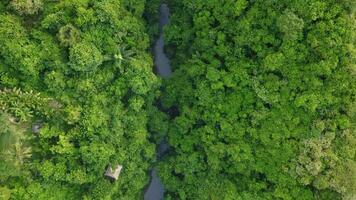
[277,10,304,41]
[0,186,11,200]
[296,132,337,185]
[69,42,103,72]
[0,14,43,88]
[3,142,31,167]
[0,113,19,151]
[0,112,30,181]
[296,131,356,199]
[10,0,43,15]
[0,88,52,121]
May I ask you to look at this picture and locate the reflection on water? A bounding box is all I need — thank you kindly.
[144,3,172,200]
[154,3,172,78]
[144,169,164,200]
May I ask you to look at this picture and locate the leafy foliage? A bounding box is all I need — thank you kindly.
[0,88,52,121]
[0,0,160,199]
[69,42,103,72]
[0,0,355,199]
[0,112,30,182]
[58,24,80,47]
[10,0,43,15]
[158,0,356,199]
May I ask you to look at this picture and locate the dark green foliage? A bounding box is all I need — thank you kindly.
[144,0,161,44]
[158,0,356,199]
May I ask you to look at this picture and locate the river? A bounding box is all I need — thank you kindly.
[144,3,171,200]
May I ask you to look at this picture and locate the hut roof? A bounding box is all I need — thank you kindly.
[105,165,123,181]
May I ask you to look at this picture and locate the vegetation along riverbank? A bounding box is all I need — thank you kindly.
[0,0,355,200]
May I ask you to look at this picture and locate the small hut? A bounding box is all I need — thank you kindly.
[105,165,123,181]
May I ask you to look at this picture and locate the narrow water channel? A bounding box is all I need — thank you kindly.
[153,3,172,79]
[144,3,171,200]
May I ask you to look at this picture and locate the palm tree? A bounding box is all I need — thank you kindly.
[3,142,32,166]
[0,112,31,169]
[103,44,136,69]
[0,113,20,152]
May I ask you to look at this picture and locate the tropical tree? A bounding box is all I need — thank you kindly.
[10,0,43,15]
[69,42,104,72]
[0,88,52,121]
[58,24,80,47]
[3,142,31,167]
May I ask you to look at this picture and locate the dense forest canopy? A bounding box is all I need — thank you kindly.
[0,0,161,199]
[0,0,355,200]
[158,0,355,199]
